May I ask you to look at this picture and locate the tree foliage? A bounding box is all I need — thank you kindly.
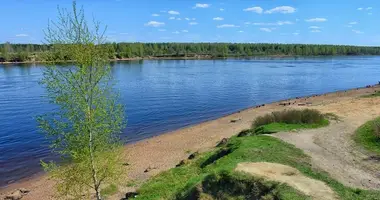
[2,42,380,62]
[37,2,125,199]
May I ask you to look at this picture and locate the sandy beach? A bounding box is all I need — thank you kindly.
[1,85,380,199]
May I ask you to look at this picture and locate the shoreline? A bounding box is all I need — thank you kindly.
[0,55,376,65]
[1,84,379,199]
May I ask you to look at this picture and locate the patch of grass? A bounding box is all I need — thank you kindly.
[101,184,118,197]
[255,120,329,134]
[134,136,380,200]
[354,117,380,155]
[252,109,327,129]
[361,91,380,98]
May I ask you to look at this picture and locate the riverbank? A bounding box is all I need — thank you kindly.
[0,54,367,65]
[1,85,380,199]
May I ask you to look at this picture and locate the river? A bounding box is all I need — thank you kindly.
[1,57,380,187]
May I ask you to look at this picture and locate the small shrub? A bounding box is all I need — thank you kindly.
[177,171,279,200]
[252,109,325,128]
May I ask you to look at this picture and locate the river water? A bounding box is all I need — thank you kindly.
[1,57,380,186]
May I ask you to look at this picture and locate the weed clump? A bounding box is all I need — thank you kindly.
[253,109,325,128]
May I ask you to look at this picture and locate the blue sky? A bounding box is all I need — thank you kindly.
[1,0,379,45]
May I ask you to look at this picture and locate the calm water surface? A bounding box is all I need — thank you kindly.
[1,57,380,186]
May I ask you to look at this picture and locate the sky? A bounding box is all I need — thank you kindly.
[1,0,379,46]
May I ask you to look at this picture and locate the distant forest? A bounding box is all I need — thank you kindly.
[1,42,380,62]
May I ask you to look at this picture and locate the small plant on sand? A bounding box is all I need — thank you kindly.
[37,2,126,199]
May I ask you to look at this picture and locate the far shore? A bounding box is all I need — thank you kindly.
[1,84,379,199]
[0,54,373,65]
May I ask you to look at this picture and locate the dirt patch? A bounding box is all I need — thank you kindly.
[236,162,338,200]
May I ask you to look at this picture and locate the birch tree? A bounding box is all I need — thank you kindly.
[38,2,125,199]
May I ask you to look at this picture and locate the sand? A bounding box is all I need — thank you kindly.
[1,85,380,199]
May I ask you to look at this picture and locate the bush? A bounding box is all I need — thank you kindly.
[177,171,279,200]
[253,109,325,128]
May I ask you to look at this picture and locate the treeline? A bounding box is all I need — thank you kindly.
[2,42,380,62]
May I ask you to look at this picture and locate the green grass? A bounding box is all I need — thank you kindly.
[354,117,380,155]
[252,109,327,128]
[256,119,329,134]
[361,91,380,98]
[134,135,380,200]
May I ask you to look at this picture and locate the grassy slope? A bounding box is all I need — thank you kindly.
[135,135,380,200]
[354,117,380,155]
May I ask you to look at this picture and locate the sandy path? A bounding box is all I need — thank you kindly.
[273,95,380,190]
[1,86,379,199]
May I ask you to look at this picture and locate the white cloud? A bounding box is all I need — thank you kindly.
[176,18,182,20]
[194,3,211,8]
[309,26,321,29]
[189,22,198,25]
[160,10,167,13]
[249,21,294,26]
[345,25,353,28]
[152,14,160,17]
[172,31,180,34]
[168,10,180,15]
[265,6,296,14]
[260,28,275,32]
[352,29,364,34]
[145,21,165,27]
[311,29,321,33]
[243,7,263,14]
[213,17,224,21]
[305,18,327,22]
[217,24,240,28]
[357,8,363,11]
[368,12,373,15]
[238,30,244,33]
[220,8,225,11]
[293,32,300,35]
[15,34,28,37]
[182,30,189,33]
[277,21,293,25]
[192,18,196,20]
[367,7,373,10]
[158,29,166,32]
[244,22,251,25]
[169,17,175,20]
[185,17,190,21]
[349,21,358,25]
